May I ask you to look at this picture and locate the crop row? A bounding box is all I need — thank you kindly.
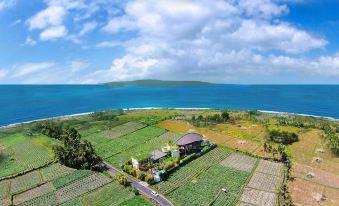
[41,163,75,182]
[10,170,42,194]
[155,147,231,194]
[0,140,52,178]
[168,165,249,206]
[100,122,145,139]
[52,170,93,189]
[240,187,276,206]
[220,153,257,172]
[13,183,53,205]
[55,173,111,203]
[95,126,166,159]
[256,160,284,177]
[80,182,134,206]
[18,192,57,206]
[107,135,170,167]
[247,171,282,192]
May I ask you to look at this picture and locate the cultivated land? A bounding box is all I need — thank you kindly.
[0,109,338,206]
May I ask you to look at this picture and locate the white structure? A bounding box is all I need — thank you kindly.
[131,158,140,169]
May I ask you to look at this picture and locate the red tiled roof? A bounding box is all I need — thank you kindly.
[176,133,203,146]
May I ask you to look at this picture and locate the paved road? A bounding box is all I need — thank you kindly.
[105,163,173,206]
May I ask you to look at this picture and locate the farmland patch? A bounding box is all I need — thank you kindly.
[55,173,111,204]
[240,187,276,206]
[255,160,283,177]
[13,183,54,205]
[100,122,145,139]
[10,170,43,194]
[40,163,75,182]
[247,172,282,192]
[220,153,257,172]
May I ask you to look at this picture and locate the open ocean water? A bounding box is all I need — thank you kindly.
[0,85,338,126]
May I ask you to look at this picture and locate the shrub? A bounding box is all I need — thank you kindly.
[115,173,129,186]
[145,174,153,184]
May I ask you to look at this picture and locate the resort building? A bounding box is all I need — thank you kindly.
[176,133,204,154]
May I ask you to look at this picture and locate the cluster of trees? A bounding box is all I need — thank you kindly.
[33,121,103,171]
[53,128,103,170]
[269,130,299,145]
[122,163,154,184]
[162,157,180,171]
[323,125,339,155]
[115,173,129,186]
[90,109,124,121]
[32,121,64,139]
[191,110,230,127]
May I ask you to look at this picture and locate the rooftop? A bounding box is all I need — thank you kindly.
[151,150,168,161]
[176,133,203,146]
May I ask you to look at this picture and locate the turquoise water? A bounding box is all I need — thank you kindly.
[0,85,338,126]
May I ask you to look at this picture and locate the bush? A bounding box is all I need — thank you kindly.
[115,173,129,186]
[269,130,299,144]
[145,174,153,184]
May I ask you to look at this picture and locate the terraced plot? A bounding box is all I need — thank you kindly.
[10,170,43,194]
[239,160,284,206]
[0,134,55,178]
[155,147,232,194]
[100,122,145,139]
[80,182,134,206]
[95,126,165,158]
[13,183,54,205]
[220,153,257,172]
[168,165,249,206]
[106,134,170,168]
[240,187,276,206]
[55,173,112,204]
[41,163,75,182]
[52,170,93,189]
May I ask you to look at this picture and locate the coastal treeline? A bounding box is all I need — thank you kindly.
[191,110,230,127]
[32,121,103,170]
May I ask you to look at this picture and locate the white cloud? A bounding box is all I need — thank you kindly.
[27,6,66,30]
[0,0,15,11]
[25,36,37,46]
[68,60,89,73]
[10,19,21,26]
[13,62,55,77]
[40,25,67,41]
[79,21,97,36]
[0,69,8,78]
[96,41,124,48]
[85,0,332,83]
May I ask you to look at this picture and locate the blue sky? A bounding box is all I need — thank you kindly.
[0,0,339,84]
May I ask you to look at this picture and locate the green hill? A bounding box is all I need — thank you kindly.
[103,79,216,87]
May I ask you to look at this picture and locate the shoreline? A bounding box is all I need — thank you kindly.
[1,107,338,129]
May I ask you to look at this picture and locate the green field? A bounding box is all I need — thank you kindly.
[0,133,57,178]
[153,147,255,206]
[1,109,314,206]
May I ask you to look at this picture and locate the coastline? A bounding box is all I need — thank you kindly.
[1,107,338,129]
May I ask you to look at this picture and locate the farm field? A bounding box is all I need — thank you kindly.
[158,120,265,156]
[239,160,284,206]
[0,133,57,178]
[289,129,339,206]
[1,109,337,206]
[0,162,152,206]
[154,146,260,206]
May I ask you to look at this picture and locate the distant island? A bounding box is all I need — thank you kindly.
[103,79,217,87]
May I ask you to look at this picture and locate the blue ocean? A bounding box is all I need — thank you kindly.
[0,85,338,126]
